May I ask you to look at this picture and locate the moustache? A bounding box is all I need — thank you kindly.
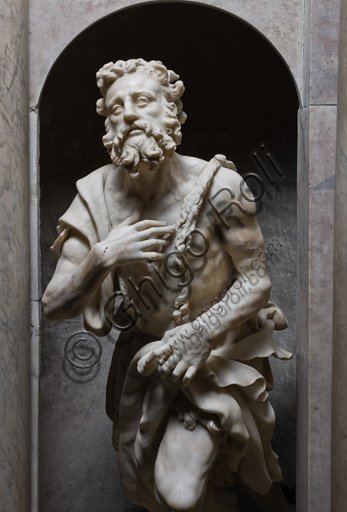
[116,120,163,143]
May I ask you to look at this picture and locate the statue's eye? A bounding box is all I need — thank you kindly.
[136,97,150,107]
[112,104,123,115]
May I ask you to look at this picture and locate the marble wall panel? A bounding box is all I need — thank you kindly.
[303,0,340,106]
[297,105,336,512]
[297,106,310,512]
[28,0,303,106]
[332,1,347,510]
[0,0,31,511]
[30,108,40,510]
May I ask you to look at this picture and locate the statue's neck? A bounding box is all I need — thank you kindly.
[123,154,176,203]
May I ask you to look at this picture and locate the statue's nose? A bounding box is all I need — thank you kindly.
[124,101,139,122]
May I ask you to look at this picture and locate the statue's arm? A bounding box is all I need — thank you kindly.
[43,228,110,320]
[207,171,272,333]
[43,212,174,321]
[138,172,271,385]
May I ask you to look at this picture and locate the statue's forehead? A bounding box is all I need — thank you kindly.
[105,74,162,102]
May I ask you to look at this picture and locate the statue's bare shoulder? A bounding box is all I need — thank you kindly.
[171,153,209,184]
[175,153,207,168]
[209,164,245,199]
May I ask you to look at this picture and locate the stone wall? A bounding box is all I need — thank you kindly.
[25,0,341,511]
[0,0,31,511]
[38,5,298,511]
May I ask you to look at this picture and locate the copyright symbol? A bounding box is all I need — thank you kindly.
[64,331,102,369]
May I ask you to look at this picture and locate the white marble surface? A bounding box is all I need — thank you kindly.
[29,106,40,512]
[30,301,40,512]
[303,0,340,106]
[29,0,303,106]
[296,106,310,512]
[30,110,41,302]
[297,105,336,512]
[298,2,339,510]
[332,1,347,509]
[0,0,31,510]
[307,105,335,512]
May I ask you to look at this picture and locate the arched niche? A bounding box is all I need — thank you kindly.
[38,3,299,511]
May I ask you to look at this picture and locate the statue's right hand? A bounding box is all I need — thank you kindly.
[95,211,175,268]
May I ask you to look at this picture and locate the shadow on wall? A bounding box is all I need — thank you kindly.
[39,3,298,512]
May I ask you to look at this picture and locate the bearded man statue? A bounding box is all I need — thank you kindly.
[43,58,293,512]
[97,59,185,179]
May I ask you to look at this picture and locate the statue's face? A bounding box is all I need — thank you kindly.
[102,72,179,178]
[104,73,167,135]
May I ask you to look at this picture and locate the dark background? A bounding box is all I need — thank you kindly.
[39,3,298,511]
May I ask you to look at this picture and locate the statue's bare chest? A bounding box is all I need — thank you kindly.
[106,188,189,228]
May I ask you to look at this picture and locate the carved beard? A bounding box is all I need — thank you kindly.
[106,120,177,179]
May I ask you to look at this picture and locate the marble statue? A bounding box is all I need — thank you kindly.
[43,59,293,512]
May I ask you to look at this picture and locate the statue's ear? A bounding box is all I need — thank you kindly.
[96,98,107,116]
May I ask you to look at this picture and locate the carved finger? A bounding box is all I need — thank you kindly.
[149,343,174,367]
[144,331,180,370]
[144,347,164,365]
[161,343,181,372]
[140,252,165,260]
[161,330,179,343]
[171,360,190,382]
[158,352,181,377]
[141,239,169,249]
[135,220,167,230]
[182,366,198,387]
[138,226,176,240]
[137,352,159,376]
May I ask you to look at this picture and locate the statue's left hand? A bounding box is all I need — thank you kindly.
[137,324,213,386]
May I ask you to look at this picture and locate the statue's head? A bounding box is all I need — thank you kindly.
[96,58,187,178]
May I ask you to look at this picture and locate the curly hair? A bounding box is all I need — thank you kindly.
[96,58,187,125]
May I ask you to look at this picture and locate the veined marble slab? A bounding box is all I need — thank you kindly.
[29,0,303,106]
[0,0,31,510]
[297,104,336,512]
